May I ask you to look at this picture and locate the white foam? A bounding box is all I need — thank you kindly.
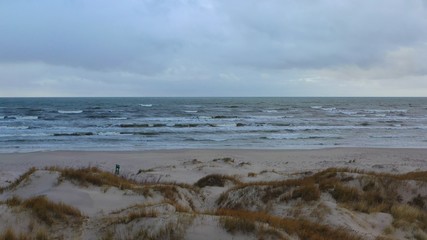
[58,110,83,114]
[263,110,278,113]
[364,109,407,114]
[0,133,50,137]
[98,132,121,136]
[338,110,358,115]
[9,116,39,120]
[139,104,153,107]
[109,117,127,120]
[184,110,198,113]
[321,107,337,112]
[0,126,29,130]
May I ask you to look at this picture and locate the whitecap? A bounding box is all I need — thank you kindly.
[8,116,39,120]
[109,117,128,120]
[139,104,152,107]
[263,110,278,113]
[338,110,358,115]
[184,110,198,113]
[321,107,337,112]
[311,106,322,109]
[0,126,29,130]
[58,110,83,114]
[99,132,121,136]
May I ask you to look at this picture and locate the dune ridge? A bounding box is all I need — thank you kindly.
[0,148,426,239]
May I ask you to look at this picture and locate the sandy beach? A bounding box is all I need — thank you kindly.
[1,148,427,184]
[0,148,426,239]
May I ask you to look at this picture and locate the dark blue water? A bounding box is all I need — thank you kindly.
[1,97,427,152]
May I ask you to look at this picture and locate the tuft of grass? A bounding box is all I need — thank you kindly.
[194,174,240,188]
[216,209,362,240]
[219,216,256,234]
[0,228,29,240]
[116,209,158,224]
[391,204,423,223]
[5,196,22,207]
[47,166,135,190]
[330,183,360,203]
[395,171,427,182]
[13,196,83,225]
[0,167,37,194]
[291,183,321,202]
[410,194,425,209]
[35,229,49,240]
[247,172,257,177]
[257,227,286,240]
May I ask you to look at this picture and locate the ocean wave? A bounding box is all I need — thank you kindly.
[139,104,153,107]
[321,107,337,112]
[0,126,30,130]
[120,123,150,128]
[6,116,39,120]
[261,134,340,140]
[364,109,407,113]
[53,132,94,137]
[185,137,227,142]
[152,124,167,127]
[212,115,238,119]
[184,110,198,113]
[109,117,128,120]
[174,123,199,128]
[98,132,122,136]
[0,133,50,137]
[129,132,161,137]
[58,110,83,114]
[262,110,278,113]
[338,110,358,115]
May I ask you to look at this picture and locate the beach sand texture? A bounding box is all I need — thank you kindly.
[0,148,426,239]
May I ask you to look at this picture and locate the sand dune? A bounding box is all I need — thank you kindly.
[0,148,426,239]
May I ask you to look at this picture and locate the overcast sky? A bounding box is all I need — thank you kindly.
[1,0,427,97]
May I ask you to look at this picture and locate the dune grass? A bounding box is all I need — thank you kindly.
[0,228,49,240]
[46,166,135,190]
[0,167,36,194]
[216,209,362,240]
[2,166,426,239]
[194,174,240,188]
[0,228,28,240]
[217,167,427,236]
[219,216,256,234]
[5,196,83,225]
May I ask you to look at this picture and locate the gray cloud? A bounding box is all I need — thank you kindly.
[1,0,427,96]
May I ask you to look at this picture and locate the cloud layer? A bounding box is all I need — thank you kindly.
[1,0,427,96]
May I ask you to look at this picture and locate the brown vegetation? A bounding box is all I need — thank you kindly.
[5,196,82,225]
[2,166,426,239]
[216,209,362,240]
[47,166,135,190]
[0,228,49,240]
[217,167,427,237]
[194,174,240,188]
[0,167,36,194]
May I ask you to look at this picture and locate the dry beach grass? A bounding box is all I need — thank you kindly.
[0,148,426,239]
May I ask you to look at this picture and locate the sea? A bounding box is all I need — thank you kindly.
[0,97,426,153]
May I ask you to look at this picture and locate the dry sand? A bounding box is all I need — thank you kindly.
[0,148,426,239]
[1,148,426,186]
